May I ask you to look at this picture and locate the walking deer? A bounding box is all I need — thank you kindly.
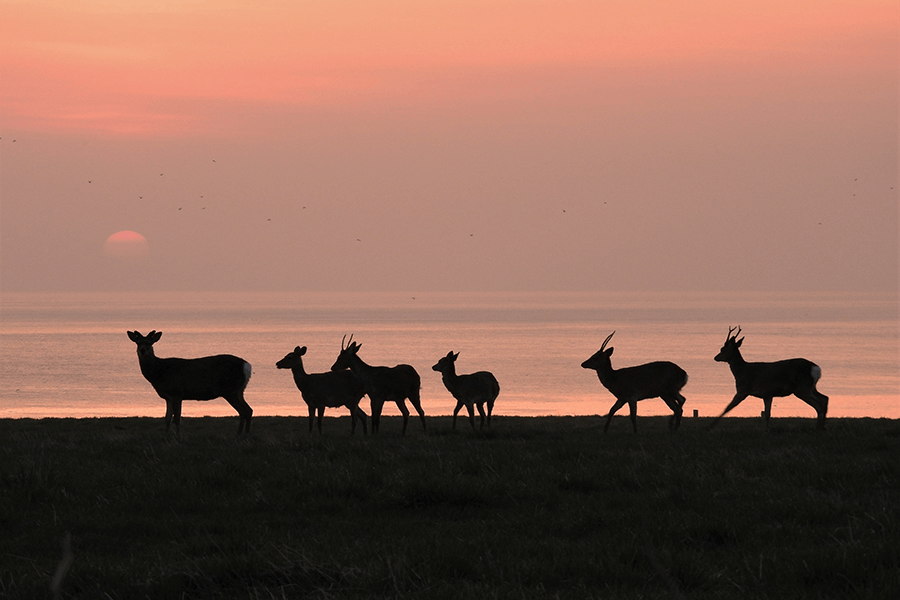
[710,327,828,429]
[432,351,500,431]
[276,346,368,435]
[127,330,253,435]
[581,332,688,433]
[331,335,426,435]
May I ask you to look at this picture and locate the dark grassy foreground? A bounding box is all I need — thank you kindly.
[1,416,899,600]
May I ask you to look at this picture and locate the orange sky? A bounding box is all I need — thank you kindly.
[1,1,897,293]
[3,1,895,136]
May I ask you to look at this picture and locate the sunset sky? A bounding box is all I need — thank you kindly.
[1,0,897,292]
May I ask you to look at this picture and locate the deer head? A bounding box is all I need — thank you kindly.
[714,326,744,363]
[432,351,459,373]
[127,330,162,359]
[275,346,307,369]
[581,331,615,373]
[331,335,361,371]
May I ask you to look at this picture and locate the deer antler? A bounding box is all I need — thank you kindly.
[342,334,354,351]
[601,331,615,352]
[727,326,742,341]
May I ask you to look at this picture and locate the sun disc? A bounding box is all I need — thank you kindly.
[104,230,149,259]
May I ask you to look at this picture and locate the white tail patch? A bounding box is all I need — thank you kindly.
[243,361,252,387]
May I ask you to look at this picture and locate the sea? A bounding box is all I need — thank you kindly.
[1,291,897,421]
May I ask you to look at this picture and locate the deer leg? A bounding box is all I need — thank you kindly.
[661,395,683,431]
[354,405,368,435]
[464,403,476,430]
[627,400,638,433]
[224,394,252,436]
[797,389,829,429]
[674,393,686,428]
[409,390,427,432]
[243,404,253,435]
[164,398,176,433]
[348,404,358,435]
[307,405,315,434]
[396,400,410,436]
[476,402,487,429]
[815,390,829,429]
[317,406,325,434]
[604,398,627,433]
[486,399,494,428]
[172,400,183,435]
[709,393,749,429]
[371,399,384,434]
[452,401,463,430]
[762,397,773,427]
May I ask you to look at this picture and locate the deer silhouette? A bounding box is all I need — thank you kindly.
[711,326,828,429]
[432,351,500,430]
[581,331,688,433]
[276,345,368,435]
[127,330,252,435]
[331,335,425,435]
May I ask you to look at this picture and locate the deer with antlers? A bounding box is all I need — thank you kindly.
[331,335,426,435]
[581,331,688,433]
[710,326,828,429]
[432,351,500,431]
[127,330,253,435]
[276,345,368,435]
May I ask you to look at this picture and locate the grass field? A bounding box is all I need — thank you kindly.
[2,415,899,599]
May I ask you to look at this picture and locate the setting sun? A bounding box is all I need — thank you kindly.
[103,230,149,259]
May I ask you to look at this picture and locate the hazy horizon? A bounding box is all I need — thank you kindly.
[1,1,897,294]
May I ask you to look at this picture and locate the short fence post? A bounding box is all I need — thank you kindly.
[692,409,699,418]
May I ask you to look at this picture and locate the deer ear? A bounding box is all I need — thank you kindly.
[453,351,460,359]
[127,331,138,341]
[149,331,162,343]
[298,346,307,355]
[605,347,614,357]
[736,337,744,347]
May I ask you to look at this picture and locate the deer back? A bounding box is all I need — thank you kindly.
[733,357,820,399]
[300,370,367,408]
[605,361,688,400]
[365,363,420,397]
[145,354,250,401]
[451,371,500,401]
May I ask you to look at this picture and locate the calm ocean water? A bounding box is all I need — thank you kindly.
[1,291,897,421]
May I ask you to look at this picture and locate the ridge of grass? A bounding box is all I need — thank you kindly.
[2,416,899,599]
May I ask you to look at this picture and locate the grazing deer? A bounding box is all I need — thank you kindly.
[711,327,828,429]
[432,351,500,431]
[127,330,253,435]
[276,346,368,435]
[581,332,688,433]
[331,335,426,435]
